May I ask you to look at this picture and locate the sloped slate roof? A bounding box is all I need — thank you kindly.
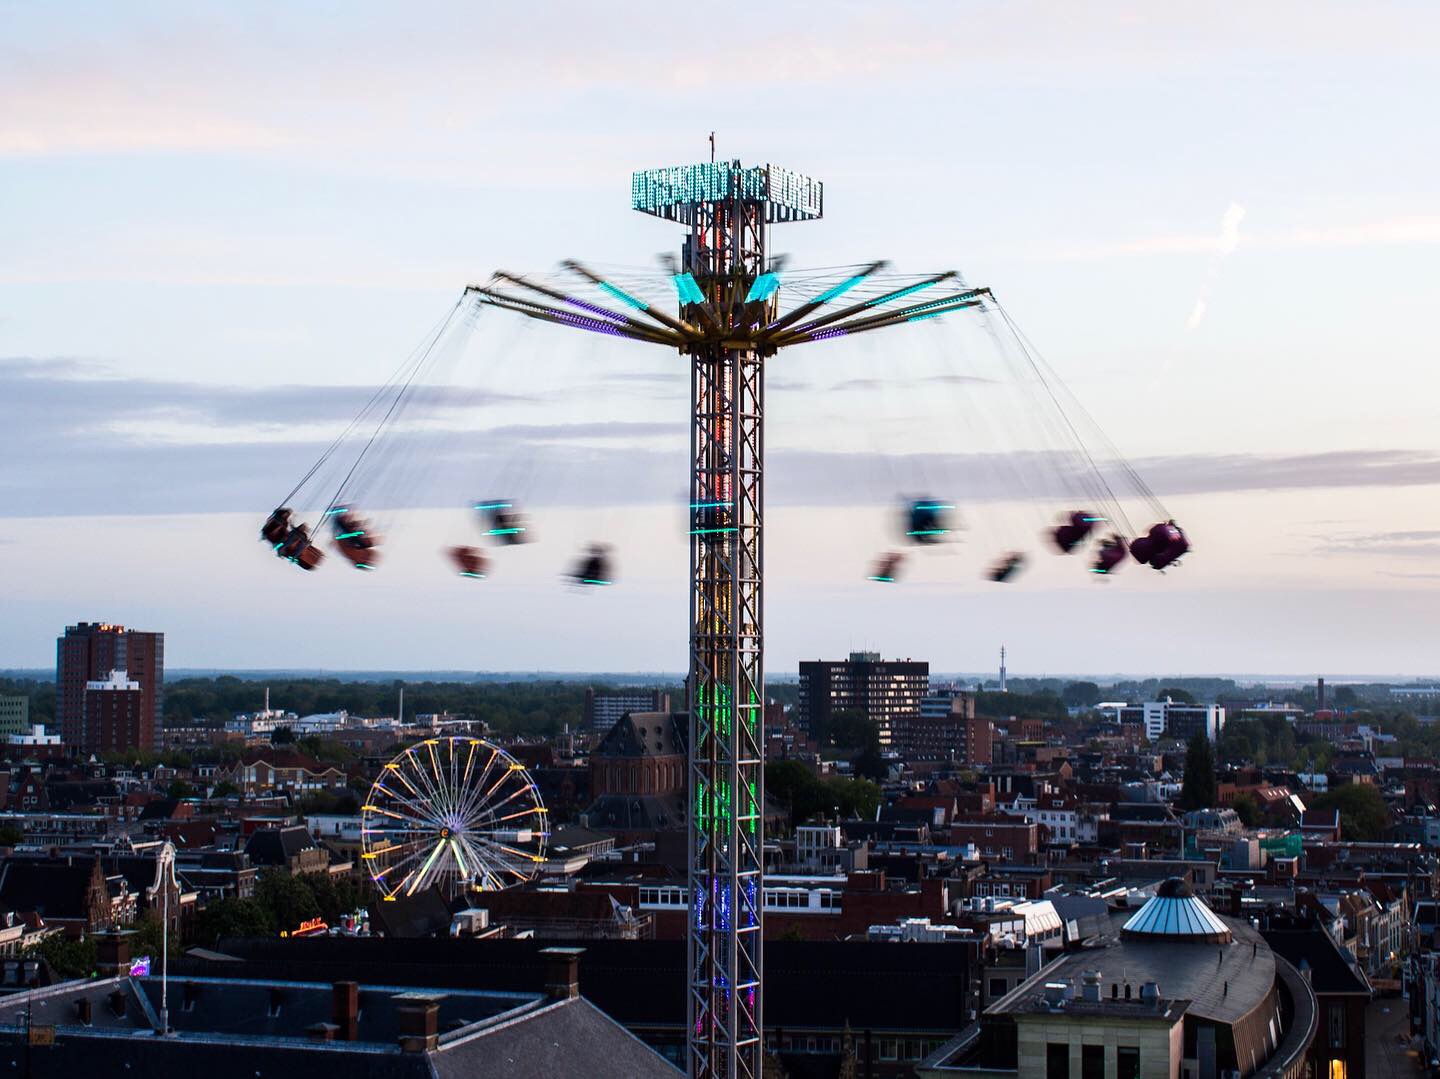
[594,713,686,759]
[431,997,680,1079]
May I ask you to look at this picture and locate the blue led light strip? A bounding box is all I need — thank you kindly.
[597,281,649,312]
[673,273,706,305]
[745,273,779,303]
[809,275,865,305]
[865,279,939,307]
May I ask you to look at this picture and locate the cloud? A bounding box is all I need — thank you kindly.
[8,357,1440,518]
[1186,201,1246,330]
[1314,529,1440,559]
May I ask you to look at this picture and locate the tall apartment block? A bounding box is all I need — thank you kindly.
[797,652,929,748]
[56,622,164,753]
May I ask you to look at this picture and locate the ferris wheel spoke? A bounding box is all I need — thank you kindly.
[405,746,451,818]
[384,761,427,804]
[371,781,438,823]
[460,740,480,799]
[470,781,533,825]
[462,747,502,818]
[423,740,454,817]
[407,837,450,896]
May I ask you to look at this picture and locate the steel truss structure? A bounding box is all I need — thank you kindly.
[466,159,991,1079]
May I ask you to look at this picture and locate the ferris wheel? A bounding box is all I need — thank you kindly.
[361,736,548,901]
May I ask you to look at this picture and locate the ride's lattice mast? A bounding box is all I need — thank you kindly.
[632,160,820,1079]
[465,158,989,1078]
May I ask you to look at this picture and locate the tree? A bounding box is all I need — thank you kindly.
[1179,734,1216,810]
[764,761,882,827]
[38,934,96,979]
[166,779,194,800]
[129,911,180,962]
[1311,783,1389,841]
[194,897,273,946]
[254,869,320,932]
[1230,792,1262,827]
[1062,681,1102,708]
[0,824,22,847]
[1158,687,1197,704]
[211,780,240,798]
[271,726,296,745]
[825,710,878,752]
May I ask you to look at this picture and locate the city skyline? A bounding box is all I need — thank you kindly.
[6,3,1440,673]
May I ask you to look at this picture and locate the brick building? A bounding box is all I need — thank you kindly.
[56,622,164,752]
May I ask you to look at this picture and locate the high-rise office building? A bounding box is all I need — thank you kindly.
[56,623,164,752]
[797,652,929,748]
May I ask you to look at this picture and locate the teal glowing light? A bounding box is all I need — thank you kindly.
[811,275,865,305]
[580,579,613,586]
[745,273,780,303]
[690,500,732,509]
[473,501,512,511]
[1083,516,1107,523]
[906,312,944,323]
[865,279,938,307]
[597,281,649,312]
[914,502,954,510]
[868,575,896,582]
[355,563,373,571]
[459,571,485,579]
[690,527,738,535]
[673,273,706,305]
[486,527,525,536]
[336,530,365,540]
[906,529,949,537]
[323,507,348,517]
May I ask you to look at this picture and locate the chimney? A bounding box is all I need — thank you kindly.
[94,930,134,978]
[76,997,92,1025]
[1139,982,1160,1006]
[333,981,359,1041]
[107,989,127,1017]
[395,993,441,1053]
[183,981,200,1011]
[1317,678,1326,712]
[307,1022,339,1042]
[540,947,585,1001]
[1080,971,1102,1003]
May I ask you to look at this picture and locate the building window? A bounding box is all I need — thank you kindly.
[1329,1004,1346,1048]
[1081,1044,1103,1079]
[879,1039,898,1061]
[989,977,1008,998]
[1329,1060,1347,1079]
[1047,1043,1069,1079]
[1117,1046,1140,1079]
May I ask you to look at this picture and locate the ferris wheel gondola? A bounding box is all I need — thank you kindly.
[361,737,548,901]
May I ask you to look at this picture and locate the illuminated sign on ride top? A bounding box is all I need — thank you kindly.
[129,955,151,976]
[631,161,823,223]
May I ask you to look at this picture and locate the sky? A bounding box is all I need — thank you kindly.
[3,1,1440,677]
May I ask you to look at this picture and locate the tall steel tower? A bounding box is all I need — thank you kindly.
[465,159,990,1078]
[632,160,821,1079]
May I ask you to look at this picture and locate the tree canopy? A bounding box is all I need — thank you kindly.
[765,761,881,828]
[1179,734,1217,810]
[1310,783,1389,841]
